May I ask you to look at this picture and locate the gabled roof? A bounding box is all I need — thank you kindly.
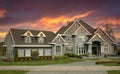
[88,33,105,42]
[10,28,55,45]
[52,34,65,43]
[78,20,95,34]
[56,21,74,34]
[88,28,115,43]
[56,20,95,34]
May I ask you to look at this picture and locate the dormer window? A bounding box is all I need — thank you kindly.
[37,31,46,43]
[38,37,44,43]
[23,31,33,43]
[25,32,32,43]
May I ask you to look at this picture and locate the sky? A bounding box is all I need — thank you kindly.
[0,0,120,41]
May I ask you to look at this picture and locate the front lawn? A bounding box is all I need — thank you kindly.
[0,58,83,66]
[0,70,28,74]
[108,70,120,74]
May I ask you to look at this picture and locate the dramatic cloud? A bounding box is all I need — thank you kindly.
[96,18,120,38]
[0,9,6,18]
[32,11,92,32]
[0,0,120,41]
[96,18,120,26]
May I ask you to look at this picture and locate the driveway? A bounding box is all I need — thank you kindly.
[0,60,120,74]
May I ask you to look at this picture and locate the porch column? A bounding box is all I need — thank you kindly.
[101,42,104,56]
[51,45,55,59]
[88,42,92,56]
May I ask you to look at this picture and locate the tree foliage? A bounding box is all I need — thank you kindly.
[14,49,18,62]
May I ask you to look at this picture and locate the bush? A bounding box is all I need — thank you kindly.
[64,53,77,57]
[104,54,107,58]
[14,49,18,62]
[77,55,82,59]
[55,56,68,59]
[32,51,39,60]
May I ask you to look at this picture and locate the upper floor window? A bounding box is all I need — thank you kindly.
[38,37,44,43]
[25,32,32,43]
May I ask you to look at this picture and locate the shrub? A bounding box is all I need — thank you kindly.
[64,53,77,57]
[104,54,107,58]
[77,55,82,59]
[32,51,39,60]
[14,49,18,62]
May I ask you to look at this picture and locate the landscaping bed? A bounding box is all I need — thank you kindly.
[0,57,83,66]
[96,59,120,66]
[108,70,120,74]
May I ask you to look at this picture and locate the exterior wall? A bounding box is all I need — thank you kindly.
[52,36,64,56]
[16,47,52,58]
[4,32,14,60]
[74,27,89,55]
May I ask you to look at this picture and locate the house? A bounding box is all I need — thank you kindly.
[4,20,116,61]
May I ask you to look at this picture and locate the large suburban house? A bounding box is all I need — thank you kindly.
[4,20,116,61]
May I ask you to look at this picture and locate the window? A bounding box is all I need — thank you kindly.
[25,33,31,43]
[66,46,73,52]
[25,50,31,57]
[39,50,43,56]
[45,49,51,56]
[18,50,24,57]
[79,35,85,42]
[38,37,44,43]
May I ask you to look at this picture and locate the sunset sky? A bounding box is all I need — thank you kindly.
[0,0,120,41]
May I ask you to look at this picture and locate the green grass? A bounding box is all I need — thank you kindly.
[0,70,28,74]
[108,70,120,74]
[101,63,120,66]
[0,58,83,66]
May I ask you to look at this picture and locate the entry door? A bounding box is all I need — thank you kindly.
[92,47,97,55]
[56,46,62,56]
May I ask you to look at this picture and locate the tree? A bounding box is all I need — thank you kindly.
[0,42,6,56]
[105,24,115,39]
[14,49,18,62]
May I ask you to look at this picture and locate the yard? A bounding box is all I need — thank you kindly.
[0,57,83,66]
[0,70,28,74]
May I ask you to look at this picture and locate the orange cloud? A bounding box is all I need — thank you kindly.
[32,11,92,32]
[0,32,7,38]
[0,9,6,18]
[115,33,120,38]
[96,18,120,26]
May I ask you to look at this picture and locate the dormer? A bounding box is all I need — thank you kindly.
[37,31,46,43]
[22,31,33,43]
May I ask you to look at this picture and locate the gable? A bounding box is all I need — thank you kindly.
[89,33,104,42]
[75,26,91,35]
[24,31,33,36]
[37,31,46,37]
[52,34,65,43]
[94,28,114,43]
[64,22,80,34]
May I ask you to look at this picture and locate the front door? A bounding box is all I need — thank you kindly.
[92,47,97,55]
[92,41,101,55]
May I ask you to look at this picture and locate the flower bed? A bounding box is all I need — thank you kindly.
[96,60,120,64]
